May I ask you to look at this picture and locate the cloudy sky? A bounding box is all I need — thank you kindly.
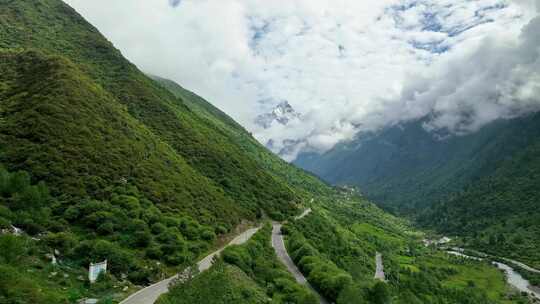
[64,0,540,160]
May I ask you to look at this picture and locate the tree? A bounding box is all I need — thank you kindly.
[8,171,31,195]
[370,282,392,304]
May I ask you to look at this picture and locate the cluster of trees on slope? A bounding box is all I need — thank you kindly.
[158,224,318,304]
[283,195,531,304]
[0,166,226,302]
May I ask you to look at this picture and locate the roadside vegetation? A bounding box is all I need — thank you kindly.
[284,193,532,304]
[158,224,318,304]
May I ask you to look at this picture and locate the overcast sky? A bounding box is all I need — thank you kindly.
[64,0,540,160]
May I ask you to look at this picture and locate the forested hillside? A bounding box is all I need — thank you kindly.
[0,0,329,302]
[419,136,540,268]
[1,1,538,303]
[151,75,330,198]
[0,0,332,225]
[296,112,540,269]
[295,114,540,213]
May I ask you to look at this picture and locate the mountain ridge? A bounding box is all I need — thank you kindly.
[295,113,540,212]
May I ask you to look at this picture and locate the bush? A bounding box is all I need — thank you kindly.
[0,216,11,229]
[0,234,27,264]
[43,232,77,254]
[151,222,167,234]
[369,282,391,304]
[97,222,115,235]
[145,243,163,259]
[200,228,216,241]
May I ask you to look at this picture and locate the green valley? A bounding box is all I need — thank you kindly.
[0,1,539,304]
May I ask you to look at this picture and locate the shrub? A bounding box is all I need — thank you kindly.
[0,216,11,229]
[145,243,163,259]
[369,282,391,304]
[0,234,26,264]
[200,228,216,241]
[43,232,77,254]
[151,222,167,234]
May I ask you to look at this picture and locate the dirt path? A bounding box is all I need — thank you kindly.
[295,208,312,220]
[120,227,261,304]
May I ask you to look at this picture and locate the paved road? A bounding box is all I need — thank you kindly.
[120,227,261,304]
[272,223,330,304]
[374,252,386,281]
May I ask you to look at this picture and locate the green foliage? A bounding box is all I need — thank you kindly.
[157,262,269,304]
[287,196,527,304]
[369,282,391,304]
[160,225,317,304]
[286,230,354,302]
[221,224,318,303]
[0,234,26,264]
[0,0,315,226]
[421,136,540,268]
[151,75,332,199]
[0,264,66,304]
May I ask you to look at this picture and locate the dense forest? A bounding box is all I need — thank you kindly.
[419,136,540,269]
[295,114,540,213]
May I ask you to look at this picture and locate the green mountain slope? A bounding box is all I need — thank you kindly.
[419,136,540,268]
[151,75,331,198]
[282,194,525,304]
[0,0,317,221]
[0,1,335,302]
[0,50,242,225]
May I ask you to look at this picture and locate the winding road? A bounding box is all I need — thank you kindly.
[121,208,324,304]
[120,227,261,304]
[272,222,330,304]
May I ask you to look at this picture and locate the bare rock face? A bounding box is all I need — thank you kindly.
[255,101,301,129]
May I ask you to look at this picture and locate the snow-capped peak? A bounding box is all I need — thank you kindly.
[255,101,301,129]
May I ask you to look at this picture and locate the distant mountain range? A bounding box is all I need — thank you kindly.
[295,114,540,211]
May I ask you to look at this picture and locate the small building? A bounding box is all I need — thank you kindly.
[89,260,107,283]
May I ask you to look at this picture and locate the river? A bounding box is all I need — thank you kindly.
[446,250,540,299]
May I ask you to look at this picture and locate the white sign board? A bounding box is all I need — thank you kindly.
[89,260,107,283]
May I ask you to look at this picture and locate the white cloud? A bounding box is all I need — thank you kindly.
[63,0,539,160]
